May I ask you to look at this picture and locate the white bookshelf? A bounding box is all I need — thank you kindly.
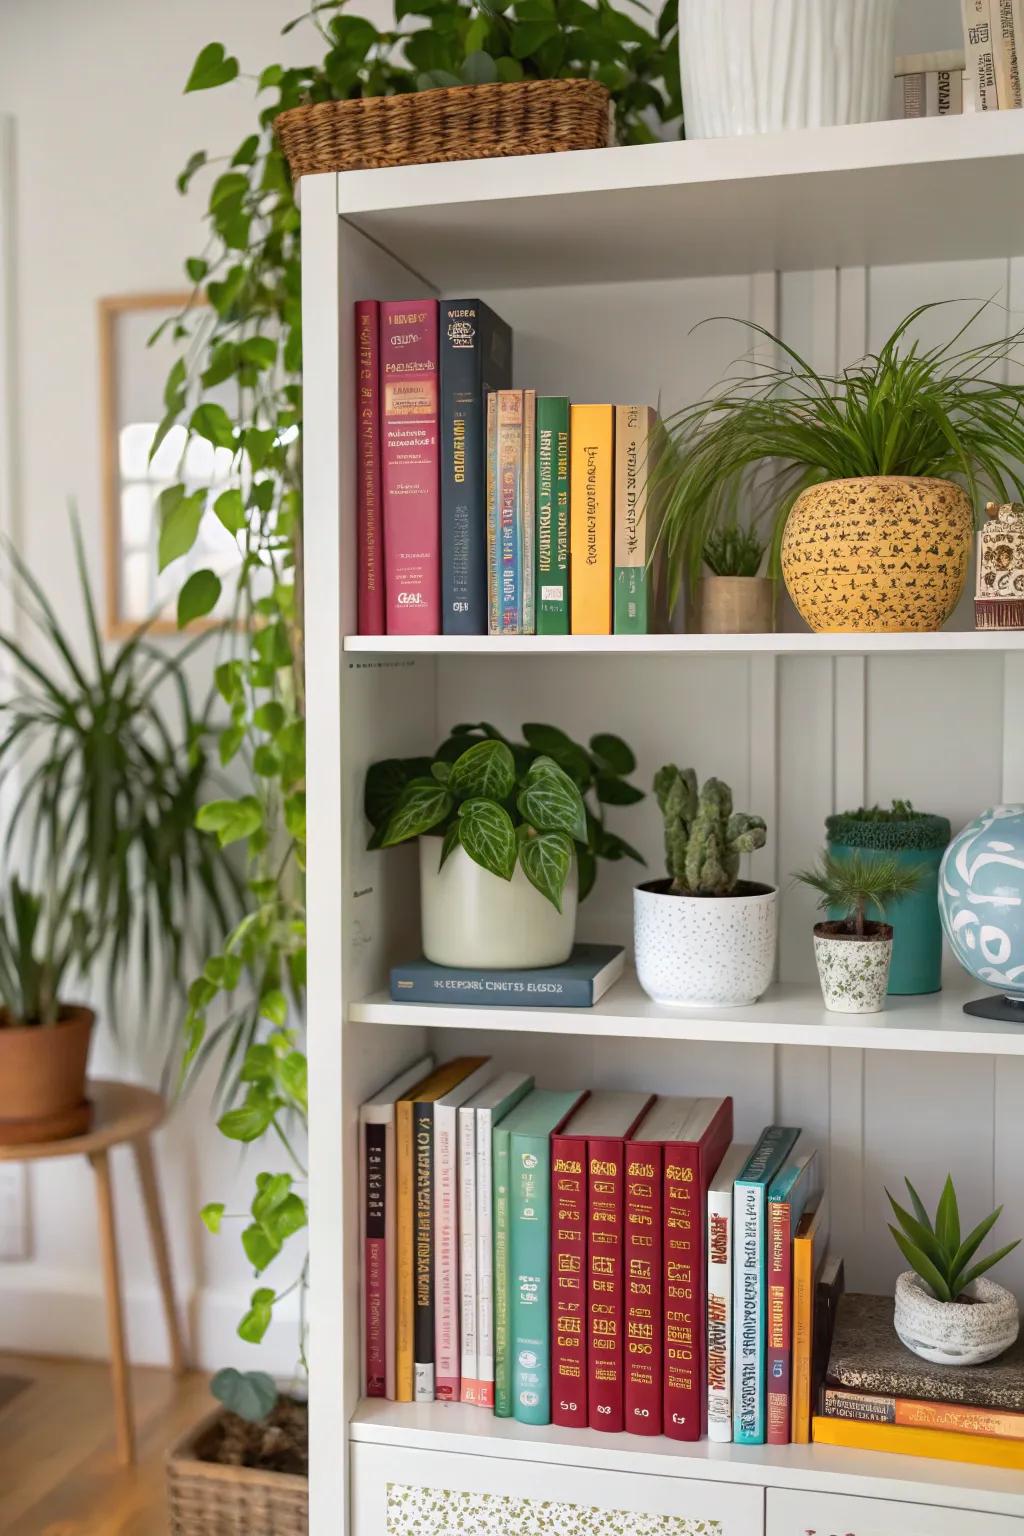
[304,115,1024,1536]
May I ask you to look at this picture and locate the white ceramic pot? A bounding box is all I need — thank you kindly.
[633,878,777,1008]
[679,0,897,140]
[894,1271,1020,1367]
[813,924,892,1014]
[419,838,577,969]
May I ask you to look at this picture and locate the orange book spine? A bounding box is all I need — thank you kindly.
[395,1097,416,1402]
[812,1415,1024,1470]
[570,404,613,635]
[823,1388,1024,1441]
[790,1225,814,1443]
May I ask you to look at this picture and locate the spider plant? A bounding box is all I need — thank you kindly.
[887,1174,1021,1304]
[702,523,766,578]
[794,850,925,939]
[0,525,242,1060]
[654,301,1024,610]
[0,878,96,1027]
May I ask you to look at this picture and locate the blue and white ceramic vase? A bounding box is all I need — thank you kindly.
[939,805,1024,1015]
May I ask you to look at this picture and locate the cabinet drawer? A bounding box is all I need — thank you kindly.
[767,1487,1024,1536]
[352,1442,763,1535]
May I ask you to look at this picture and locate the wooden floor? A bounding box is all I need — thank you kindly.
[0,1354,210,1535]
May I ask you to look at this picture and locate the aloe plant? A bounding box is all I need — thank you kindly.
[887,1175,1021,1303]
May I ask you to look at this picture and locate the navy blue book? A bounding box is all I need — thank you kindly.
[390,944,625,1008]
[440,299,513,635]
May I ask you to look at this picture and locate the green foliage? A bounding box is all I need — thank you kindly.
[794,850,926,939]
[887,1175,1021,1303]
[210,1367,279,1424]
[826,802,952,854]
[702,523,765,578]
[653,766,766,896]
[653,301,1024,609]
[0,879,95,1027]
[366,723,644,910]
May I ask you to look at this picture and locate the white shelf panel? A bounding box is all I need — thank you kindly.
[335,113,1024,287]
[349,1399,1024,1516]
[349,972,1024,1055]
[344,630,1024,656]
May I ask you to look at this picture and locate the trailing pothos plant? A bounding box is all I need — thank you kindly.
[367,722,645,908]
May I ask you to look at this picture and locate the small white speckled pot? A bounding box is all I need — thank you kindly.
[813,924,892,1014]
[633,879,777,1008]
[895,1271,1020,1367]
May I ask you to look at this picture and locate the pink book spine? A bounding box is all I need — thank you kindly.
[381,299,440,635]
[434,1105,460,1401]
[364,1120,387,1396]
[355,301,385,635]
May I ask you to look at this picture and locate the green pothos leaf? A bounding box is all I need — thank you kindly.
[458,798,516,881]
[518,830,574,911]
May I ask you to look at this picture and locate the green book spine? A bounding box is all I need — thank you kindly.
[493,1124,513,1417]
[510,1129,554,1424]
[613,404,655,635]
[535,397,570,635]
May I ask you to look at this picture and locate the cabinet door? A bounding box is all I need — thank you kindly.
[352,1443,763,1536]
[767,1487,1024,1536]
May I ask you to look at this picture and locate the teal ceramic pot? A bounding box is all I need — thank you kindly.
[826,811,951,996]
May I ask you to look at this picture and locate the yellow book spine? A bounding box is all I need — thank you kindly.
[812,1415,1024,1470]
[395,1096,415,1402]
[791,1233,813,1444]
[570,404,613,635]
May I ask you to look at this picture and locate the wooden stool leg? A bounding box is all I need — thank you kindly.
[132,1135,187,1375]
[90,1148,135,1465]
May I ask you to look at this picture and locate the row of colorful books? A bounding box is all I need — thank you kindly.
[358,1054,832,1446]
[354,297,658,639]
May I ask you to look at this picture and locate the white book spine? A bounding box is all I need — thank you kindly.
[994,0,1022,104]
[963,0,1000,109]
[458,1104,478,1394]
[433,1101,461,1400]
[706,1179,734,1442]
[475,1104,496,1406]
[732,1181,762,1444]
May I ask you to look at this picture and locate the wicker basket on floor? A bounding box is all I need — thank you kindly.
[275,77,611,177]
[166,1410,308,1535]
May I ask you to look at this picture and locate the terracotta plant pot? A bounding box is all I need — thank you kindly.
[781,476,973,632]
[0,1006,94,1145]
[698,575,774,634]
[894,1271,1020,1367]
[813,921,892,1014]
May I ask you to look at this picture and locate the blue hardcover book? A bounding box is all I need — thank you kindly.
[440,300,512,635]
[390,944,625,1008]
[732,1126,800,1446]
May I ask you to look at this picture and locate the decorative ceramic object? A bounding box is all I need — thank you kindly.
[633,878,777,1007]
[813,924,892,1013]
[678,0,897,140]
[826,810,951,996]
[939,804,1024,1022]
[781,477,973,633]
[698,575,774,634]
[975,501,1024,630]
[419,839,577,969]
[894,1271,1020,1367]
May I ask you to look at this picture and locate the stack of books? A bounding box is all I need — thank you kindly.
[959,1,1023,112]
[354,297,661,640]
[359,1055,835,1446]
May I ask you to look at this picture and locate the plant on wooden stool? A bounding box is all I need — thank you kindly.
[795,851,925,1015]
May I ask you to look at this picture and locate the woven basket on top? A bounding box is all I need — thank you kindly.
[276,77,611,177]
[166,1410,308,1536]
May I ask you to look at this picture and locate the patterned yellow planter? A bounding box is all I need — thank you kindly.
[781,476,973,632]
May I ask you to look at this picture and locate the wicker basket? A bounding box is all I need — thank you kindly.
[166,1410,308,1535]
[276,78,610,177]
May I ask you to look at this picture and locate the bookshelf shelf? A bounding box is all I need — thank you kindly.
[349,974,1024,1056]
[343,630,1024,657]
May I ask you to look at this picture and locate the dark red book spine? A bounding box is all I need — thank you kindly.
[587,1136,627,1431]
[381,299,440,635]
[364,1121,386,1396]
[623,1140,661,1436]
[355,300,385,635]
[766,1198,793,1445]
[550,1134,587,1428]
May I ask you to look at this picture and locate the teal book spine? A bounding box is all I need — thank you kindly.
[492,1123,513,1417]
[510,1128,555,1423]
[535,397,570,634]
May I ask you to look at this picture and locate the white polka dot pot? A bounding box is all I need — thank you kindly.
[633,879,777,1008]
[813,925,892,1013]
[894,1271,1020,1367]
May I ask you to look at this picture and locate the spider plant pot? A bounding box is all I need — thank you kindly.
[678,0,897,140]
[894,1271,1020,1367]
[698,575,774,635]
[781,477,974,633]
[633,879,777,1008]
[813,921,893,1013]
[0,1006,94,1145]
[419,839,577,970]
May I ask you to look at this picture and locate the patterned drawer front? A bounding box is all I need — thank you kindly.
[766,1488,1024,1536]
[351,1444,762,1536]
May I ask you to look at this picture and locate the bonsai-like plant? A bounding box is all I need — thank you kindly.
[0,879,95,1028]
[654,302,1024,608]
[887,1175,1021,1303]
[703,524,765,579]
[654,767,766,896]
[366,723,644,910]
[794,850,924,938]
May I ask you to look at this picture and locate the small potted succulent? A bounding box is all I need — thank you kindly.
[795,852,924,1014]
[698,524,773,635]
[366,723,644,969]
[888,1175,1021,1367]
[634,767,775,1007]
